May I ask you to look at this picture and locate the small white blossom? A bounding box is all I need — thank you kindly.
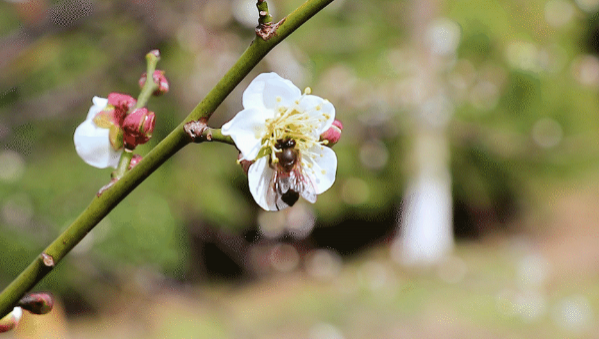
[73,96,122,169]
[222,73,337,211]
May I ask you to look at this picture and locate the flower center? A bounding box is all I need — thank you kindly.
[257,91,329,168]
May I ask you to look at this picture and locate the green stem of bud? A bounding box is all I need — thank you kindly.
[257,0,273,25]
[135,52,160,110]
[113,150,134,180]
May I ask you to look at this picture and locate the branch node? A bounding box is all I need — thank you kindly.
[97,178,117,197]
[41,253,54,268]
[184,118,209,143]
[256,17,286,40]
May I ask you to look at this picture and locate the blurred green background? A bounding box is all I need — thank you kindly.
[2,0,599,338]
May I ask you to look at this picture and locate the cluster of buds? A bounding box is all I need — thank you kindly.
[74,51,169,169]
[0,292,54,334]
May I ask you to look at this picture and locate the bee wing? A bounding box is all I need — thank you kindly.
[289,167,317,204]
[298,172,317,203]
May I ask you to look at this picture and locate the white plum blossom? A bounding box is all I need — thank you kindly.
[74,96,122,169]
[222,73,337,211]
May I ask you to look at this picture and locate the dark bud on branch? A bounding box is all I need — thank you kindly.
[18,292,54,315]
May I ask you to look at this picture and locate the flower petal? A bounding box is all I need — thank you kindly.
[86,97,108,120]
[74,119,122,168]
[242,73,302,111]
[298,94,336,135]
[248,157,277,211]
[222,108,271,160]
[303,145,337,194]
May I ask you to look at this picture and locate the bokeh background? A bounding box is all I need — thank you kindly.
[2,0,599,337]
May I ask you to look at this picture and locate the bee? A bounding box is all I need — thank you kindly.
[267,138,317,210]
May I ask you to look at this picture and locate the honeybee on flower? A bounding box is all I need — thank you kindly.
[222,73,339,211]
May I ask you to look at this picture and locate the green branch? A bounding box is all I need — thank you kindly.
[0,0,335,318]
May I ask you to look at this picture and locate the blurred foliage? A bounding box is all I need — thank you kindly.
[1,0,599,320]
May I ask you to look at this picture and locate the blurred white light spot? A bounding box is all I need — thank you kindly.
[309,323,345,339]
[469,80,499,111]
[531,118,563,149]
[436,256,468,284]
[575,0,599,13]
[341,177,370,206]
[515,290,547,322]
[2,193,33,227]
[506,42,541,72]
[517,253,551,288]
[257,210,286,238]
[552,295,594,333]
[305,249,342,281]
[0,150,25,183]
[571,55,599,86]
[286,204,315,239]
[359,140,389,171]
[426,18,461,56]
[545,0,575,27]
[496,289,518,317]
[269,243,299,273]
[419,94,454,128]
[392,175,453,266]
[360,261,390,291]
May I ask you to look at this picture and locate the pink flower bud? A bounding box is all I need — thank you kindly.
[139,70,170,96]
[122,108,156,149]
[128,154,143,170]
[320,119,343,146]
[147,49,161,60]
[0,307,22,333]
[107,93,137,122]
[18,292,54,315]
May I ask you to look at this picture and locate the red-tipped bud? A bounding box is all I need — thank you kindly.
[128,154,143,170]
[139,70,170,96]
[18,292,54,315]
[122,108,156,149]
[237,153,254,175]
[147,49,160,60]
[107,93,137,122]
[0,307,22,333]
[320,119,343,146]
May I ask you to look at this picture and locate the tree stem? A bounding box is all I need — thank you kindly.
[0,0,335,319]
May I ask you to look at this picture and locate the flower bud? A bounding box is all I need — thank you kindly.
[0,307,22,333]
[107,93,137,121]
[139,70,169,96]
[122,108,156,149]
[18,292,54,315]
[147,49,161,61]
[320,119,343,146]
[128,154,143,170]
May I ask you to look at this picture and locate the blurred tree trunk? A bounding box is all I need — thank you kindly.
[392,0,456,266]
